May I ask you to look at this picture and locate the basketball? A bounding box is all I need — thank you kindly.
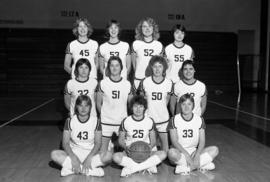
[128,141,151,163]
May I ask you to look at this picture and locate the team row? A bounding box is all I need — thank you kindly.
[64,18,194,86]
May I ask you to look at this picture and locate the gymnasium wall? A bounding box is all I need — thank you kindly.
[0,0,260,31]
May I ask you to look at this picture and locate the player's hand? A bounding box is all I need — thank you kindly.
[193,154,200,169]
[184,153,195,170]
[125,145,131,156]
[82,156,93,174]
[70,156,82,174]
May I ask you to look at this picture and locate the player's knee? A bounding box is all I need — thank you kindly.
[157,150,167,160]
[103,151,113,163]
[113,152,123,164]
[211,146,219,157]
[167,148,178,161]
[50,150,59,161]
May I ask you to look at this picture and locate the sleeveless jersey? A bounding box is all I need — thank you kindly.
[66,39,98,79]
[119,115,155,146]
[173,80,206,116]
[168,113,205,150]
[132,40,163,79]
[64,115,101,150]
[99,41,130,79]
[65,78,98,117]
[99,77,132,125]
[140,76,173,123]
[165,43,194,83]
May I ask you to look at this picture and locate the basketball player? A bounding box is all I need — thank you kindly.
[113,95,167,177]
[131,17,164,88]
[99,20,131,79]
[168,93,219,175]
[170,60,207,116]
[165,24,195,83]
[96,56,133,153]
[64,58,97,117]
[64,18,99,79]
[138,55,173,152]
[51,95,112,177]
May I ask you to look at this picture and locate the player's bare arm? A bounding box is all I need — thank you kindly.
[64,54,73,74]
[82,130,102,172]
[126,54,132,76]
[193,128,206,169]
[62,130,82,173]
[201,94,207,116]
[169,128,194,168]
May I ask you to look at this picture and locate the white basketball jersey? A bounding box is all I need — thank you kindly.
[99,41,130,79]
[140,77,173,123]
[120,115,155,146]
[165,43,194,83]
[173,80,206,116]
[64,115,101,150]
[132,40,163,79]
[99,77,132,125]
[65,78,97,117]
[66,39,98,79]
[168,113,205,150]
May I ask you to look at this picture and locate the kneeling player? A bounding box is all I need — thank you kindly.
[168,93,219,175]
[51,95,112,177]
[113,95,166,177]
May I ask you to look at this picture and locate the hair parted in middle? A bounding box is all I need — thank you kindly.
[72,18,93,38]
[135,17,160,41]
[105,56,123,77]
[74,95,92,115]
[74,58,91,78]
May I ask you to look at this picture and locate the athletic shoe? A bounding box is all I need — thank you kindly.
[200,162,215,172]
[86,167,104,177]
[175,165,190,175]
[60,168,74,177]
[147,166,158,174]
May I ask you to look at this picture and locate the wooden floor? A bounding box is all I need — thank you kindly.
[1,92,270,182]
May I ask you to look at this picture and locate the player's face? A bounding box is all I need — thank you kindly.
[109,24,119,38]
[142,21,153,38]
[109,60,121,76]
[174,29,185,42]
[77,100,91,116]
[152,62,164,77]
[180,99,194,115]
[78,21,88,37]
[132,103,145,117]
[78,64,90,78]
[182,64,195,80]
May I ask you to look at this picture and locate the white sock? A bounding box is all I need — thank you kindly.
[62,156,72,169]
[200,152,213,167]
[136,155,162,172]
[91,154,103,168]
[120,156,138,167]
[175,153,187,166]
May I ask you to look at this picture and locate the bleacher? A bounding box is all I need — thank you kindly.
[0,28,237,97]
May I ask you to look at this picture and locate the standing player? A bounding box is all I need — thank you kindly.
[64,58,98,117]
[168,93,219,175]
[99,20,131,79]
[113,95,166,177]
[64,18,99,79]
[165,24,194,83]
[51,95,112,177]
[170,60,207,116]
[138,55,173,152]
[96,56,133,153]
[131,17,164,88]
